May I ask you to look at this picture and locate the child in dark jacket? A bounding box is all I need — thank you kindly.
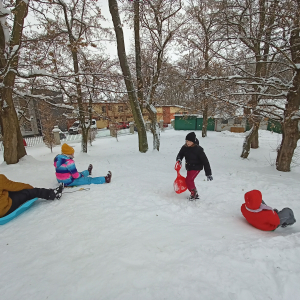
[176,132,213,200]
[54,143,112,187]
[241,190,296,231]
[0,174,63,218]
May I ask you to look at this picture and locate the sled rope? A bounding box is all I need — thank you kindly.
[63,187,90,194]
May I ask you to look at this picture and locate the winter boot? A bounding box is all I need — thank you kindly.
[105,171,112,183]
[53,183,64,200]
[88,164,93,175]
[188,188,199,201]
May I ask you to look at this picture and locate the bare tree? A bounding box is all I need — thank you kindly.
[139,0,184,150]
[27,0,112,153]
[220,0,280,157]
[182,0,226,137]
[39,101,56,152]
[109,0,148,153]
[0,0,28,164]
[275,0,300,171]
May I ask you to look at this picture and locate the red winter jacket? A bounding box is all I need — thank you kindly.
[241,190,280,231]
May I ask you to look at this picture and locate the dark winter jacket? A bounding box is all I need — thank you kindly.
[241,190,280,231]
[176,144,212,176]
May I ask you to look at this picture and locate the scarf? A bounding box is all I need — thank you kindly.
[245,203,274,213]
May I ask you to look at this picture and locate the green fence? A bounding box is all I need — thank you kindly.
[175,116,215,131]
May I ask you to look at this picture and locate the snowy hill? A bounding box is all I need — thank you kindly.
[0,130,299,300]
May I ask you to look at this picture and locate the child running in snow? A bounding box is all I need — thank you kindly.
[176,132,213,200]
[0,174,63,218]
[241,190,296,231]
[54,143,112,187]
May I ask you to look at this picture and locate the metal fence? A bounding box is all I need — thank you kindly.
[0,127,172,151]
[0,129,132,151]
[24,136,44,147]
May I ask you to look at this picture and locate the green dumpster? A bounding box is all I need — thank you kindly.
[267,119,282,134]
[174,116,197,130]
[196,117,215,131]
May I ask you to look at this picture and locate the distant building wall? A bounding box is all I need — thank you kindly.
[215,118,247,132]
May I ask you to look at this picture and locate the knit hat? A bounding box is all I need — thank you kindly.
[186,132,196,143]
[244,190,262,210]
[61,143,74,155]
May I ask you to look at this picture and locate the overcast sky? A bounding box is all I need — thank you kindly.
[98,1,132,59]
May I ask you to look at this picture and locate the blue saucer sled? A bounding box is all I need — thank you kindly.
[0,198,38,225]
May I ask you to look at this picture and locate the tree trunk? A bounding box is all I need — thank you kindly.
[241,123,260,158]
[145,49,163,151]
[134,1,144,111]
[202,104,208,138]
[70,43,87,153]
[109,0,148,153]
[145,106,160,151]
[1,102,25,163]
[146,103,160,151]
[251,129,259,149]
[0,0,29,164]
[81,127,88,153]
[276,17,300,172]
[276,120,299,172]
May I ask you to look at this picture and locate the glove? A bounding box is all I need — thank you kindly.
[207,175,213,181]
[177,159,182,166]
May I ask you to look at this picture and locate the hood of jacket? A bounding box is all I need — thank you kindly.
[54,154,72,168]
[244,190,262,210]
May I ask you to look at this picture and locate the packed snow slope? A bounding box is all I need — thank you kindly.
[0,130,299,300]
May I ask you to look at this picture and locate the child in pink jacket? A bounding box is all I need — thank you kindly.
[54,143,112,186]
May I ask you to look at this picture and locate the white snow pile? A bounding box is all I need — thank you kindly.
[0,129,299,300]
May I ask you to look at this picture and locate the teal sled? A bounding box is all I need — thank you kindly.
[0,198,38,225]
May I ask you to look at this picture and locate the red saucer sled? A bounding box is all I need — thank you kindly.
[174,161,187,194]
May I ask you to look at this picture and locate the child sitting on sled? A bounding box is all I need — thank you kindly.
[54,143,112,187]
[176,132,213,200]
[241,190,296,231]
[0,174,63,218]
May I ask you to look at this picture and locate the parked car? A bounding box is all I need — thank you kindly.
[59,132,66,140]
[68,119,97,135]
[119,122,130,129]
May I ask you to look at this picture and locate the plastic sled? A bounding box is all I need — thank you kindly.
[0,198,38,225]
[174,161,187,194]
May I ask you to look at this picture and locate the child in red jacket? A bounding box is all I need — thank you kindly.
[241,190,296,231]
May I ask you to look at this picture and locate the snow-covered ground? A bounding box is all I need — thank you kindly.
[1,129,299,300]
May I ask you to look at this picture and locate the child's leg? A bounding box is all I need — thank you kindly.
[277,208,296,227]
[5,188,55,216]
[80,170,90,177]
[186,170,200,191]
[68,176,106,186]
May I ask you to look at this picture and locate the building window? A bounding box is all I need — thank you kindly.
[118,106,123,112]
[234,118,242,125]
[102,106,106,113]
[108,105,112,111]
[221,119,228,124]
